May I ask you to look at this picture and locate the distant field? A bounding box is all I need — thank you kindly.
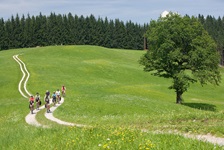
[0,45,223,149]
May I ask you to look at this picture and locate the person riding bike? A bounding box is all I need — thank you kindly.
[29,95,35,114]
[35,92,41,110]
[52,91,57,106]
[61,85,66,97]
[44,90,51,113]
[44,94,51,113]
[56,89,61,104]
[45,90,50,99]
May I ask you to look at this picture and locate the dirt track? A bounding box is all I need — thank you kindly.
[13,54,84,127]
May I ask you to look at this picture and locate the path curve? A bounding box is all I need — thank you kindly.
[13,54,46,127]
[13,55,29,98]
[45,98,86,127]
[16,55,32,96]
[13,54,85,128]
[25,105,49,128]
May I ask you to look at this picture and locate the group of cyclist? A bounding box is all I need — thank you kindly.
[29,85,66,114]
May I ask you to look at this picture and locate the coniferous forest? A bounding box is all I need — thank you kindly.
[0,13,224,64]
[0,13,148,51]
[198,15,224,65]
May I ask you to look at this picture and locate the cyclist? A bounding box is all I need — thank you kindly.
[44,90,51,113]
[56,89,61,104]
[61,85,66,97]
[52,91,57,106]
[45,94,51,113]
[35,92,41,110]
[29,95,35,114]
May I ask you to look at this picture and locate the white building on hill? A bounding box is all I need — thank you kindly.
[161,10,179,18]
[161,10,170,18]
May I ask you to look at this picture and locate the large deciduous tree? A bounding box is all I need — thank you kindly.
[140,13,221,104]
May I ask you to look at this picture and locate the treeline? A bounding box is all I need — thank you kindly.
[1,13,224,63]
[198,14,224,65]
[0,13,148,51]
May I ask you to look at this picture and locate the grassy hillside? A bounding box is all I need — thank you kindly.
[0,45,223,149]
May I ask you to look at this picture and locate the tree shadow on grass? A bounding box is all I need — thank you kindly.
[182,103,217,112]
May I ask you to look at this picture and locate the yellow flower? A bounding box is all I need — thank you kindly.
[103,144,108,149]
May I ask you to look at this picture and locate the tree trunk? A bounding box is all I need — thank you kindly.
[176,91,182,104]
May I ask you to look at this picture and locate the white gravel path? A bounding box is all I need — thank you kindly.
[13,55,29,98]
[13,54,47,127]
[25,105,49,128]
[45,97,86,127]
[184,133,224,146]
[13,54,86,128]
[13,54,224,146]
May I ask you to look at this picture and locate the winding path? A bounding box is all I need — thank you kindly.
[12,54,224,146]
[13,54,83,128]
[13,55,29,98]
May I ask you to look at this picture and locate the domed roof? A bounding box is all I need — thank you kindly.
[161,10,169,18]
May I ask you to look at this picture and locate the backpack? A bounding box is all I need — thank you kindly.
[53,95,56,99]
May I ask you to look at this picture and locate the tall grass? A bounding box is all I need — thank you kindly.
[0,45,223,149]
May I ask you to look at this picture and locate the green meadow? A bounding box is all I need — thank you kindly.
[0,45,224,149]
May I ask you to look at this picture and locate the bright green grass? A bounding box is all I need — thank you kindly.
[0,45,223,149]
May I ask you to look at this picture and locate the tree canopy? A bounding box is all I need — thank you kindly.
[140,13,221,104]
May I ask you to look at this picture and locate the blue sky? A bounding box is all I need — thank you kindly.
[0,0,223,24]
